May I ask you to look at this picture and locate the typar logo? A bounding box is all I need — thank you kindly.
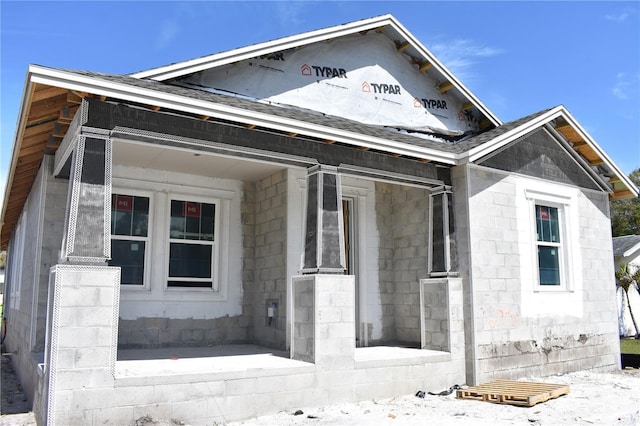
[301,64,347,78]
[301,64,312,76]
[362,81,402,95]
[414,97,448,110]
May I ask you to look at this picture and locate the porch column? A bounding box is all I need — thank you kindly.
[302,165,346,274]
[61,133,112,263]
[429,187,457,277]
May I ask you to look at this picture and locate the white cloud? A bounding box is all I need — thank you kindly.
[612,72,639,101]
[155,20,180,50]
[428,38,504,81]
[274,2,306,27]
[605,12,629,22]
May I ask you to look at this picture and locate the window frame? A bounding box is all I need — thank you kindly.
[109,189,153,290]
[525,189,573,292]
[164,194,220,292]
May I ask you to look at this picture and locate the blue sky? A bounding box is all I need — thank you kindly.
[1,1,639,203]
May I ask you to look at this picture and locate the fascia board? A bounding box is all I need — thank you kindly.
[131,15,397,81]
[28,66,458,165]
[1,69,36,228]
[558,107,639,198]
[464,106,564,163]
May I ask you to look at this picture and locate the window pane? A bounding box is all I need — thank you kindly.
[132,197,149,237]
[536,205,560,243]
[170,200,215,241]
[110,240,145,285]
[201,203,215,241]
[170,200,186,238]
[112,194,149,237]
[169,243,212,279]
[538,246,560,285]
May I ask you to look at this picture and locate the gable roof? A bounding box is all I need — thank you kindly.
[131,14,501,130]
[1,15,638,250]
[457,105,639,199]
[613,235,640,258]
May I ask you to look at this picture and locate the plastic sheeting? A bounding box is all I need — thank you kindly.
[179,33,478,137]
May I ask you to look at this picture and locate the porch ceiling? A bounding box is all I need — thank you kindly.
[112,140,287,181]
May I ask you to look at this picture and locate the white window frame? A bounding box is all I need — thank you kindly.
[164,194,220,292]
[109,189,153,290]
[525,188,574,292]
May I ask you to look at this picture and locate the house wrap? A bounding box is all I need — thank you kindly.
[1,14,638,425]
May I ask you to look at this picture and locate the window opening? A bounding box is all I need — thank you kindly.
[168,199,216,288]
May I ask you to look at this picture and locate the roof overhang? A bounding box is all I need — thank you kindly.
[1,64,463,249]
[460,105,638,200]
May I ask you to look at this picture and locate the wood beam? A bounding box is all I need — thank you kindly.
[479,119,493,130]
[396,41,410,52]
[611,189,634,199]
[58,105,79,124]
[324,140,335,145]
[287,132,298,137]
[52,122,70,138]
[67,91,86,104]
[461,102,474,111]
[32,86,67,102]
[245,124,256,129]
[419,159,431,164]
[571,141,588,149]
[438,81,454,93]
[418,62,433,73]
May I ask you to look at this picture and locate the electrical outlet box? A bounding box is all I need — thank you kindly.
[266,299,279,327]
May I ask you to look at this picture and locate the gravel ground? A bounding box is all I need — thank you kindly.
[0,351,35,426]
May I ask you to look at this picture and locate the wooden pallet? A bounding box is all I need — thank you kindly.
[456,380,569,407]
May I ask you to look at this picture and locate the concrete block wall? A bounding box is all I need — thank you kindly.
[391,185,430,345]
[372,183,429,346]
[44,265,120,426]
[4,156,67,411]
[450,165,476,385]
[292,275,355,368]
[243,170,289,349]
[463,165,620,384]
[117,315,248,348]
[374,183,396,342]
[420,279,449,351]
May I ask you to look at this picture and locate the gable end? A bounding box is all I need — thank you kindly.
[477,128,601,191]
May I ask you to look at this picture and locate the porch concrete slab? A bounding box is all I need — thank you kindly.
[354,346,450,368]
[115,345,314,386]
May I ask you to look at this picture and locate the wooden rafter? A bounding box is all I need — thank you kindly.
[418,62,433,73]
[396,41,410,52]
[461,102,474,111]
[438,81,454,93]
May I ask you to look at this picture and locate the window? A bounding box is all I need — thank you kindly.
[167,199,217,288]
[535,205,561,286]
[109,194,149,285]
